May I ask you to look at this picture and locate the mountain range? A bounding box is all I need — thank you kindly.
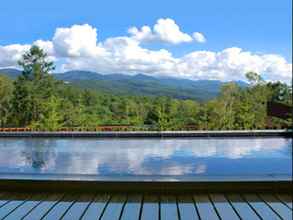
[0,68,247,101]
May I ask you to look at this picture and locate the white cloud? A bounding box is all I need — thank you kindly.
[61,35,177,75]
[33,40,56,62]
[33,40,54,55]
[193,32,206,43]
[177,48,292,82]
[52,24,105,57]
[0,44,30,68]
[153,18,193,44]
[128,18,193,44]
[0,21,291,84]
[128,26,154,42]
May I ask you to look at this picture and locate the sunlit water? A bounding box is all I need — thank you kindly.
[0,137,291,181]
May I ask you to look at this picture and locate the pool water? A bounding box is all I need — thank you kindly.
[0,137,291,181]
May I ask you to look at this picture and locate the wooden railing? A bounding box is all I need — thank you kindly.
[0,125,201,132]
[0,125,155,132]
[1,124,289,132]
[0,127,32,132]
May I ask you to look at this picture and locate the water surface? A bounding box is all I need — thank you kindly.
[0,137,291,181]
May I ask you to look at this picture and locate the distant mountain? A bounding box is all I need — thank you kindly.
[53,70,234,100]
[0,68,22,79]
[0,68,248,101]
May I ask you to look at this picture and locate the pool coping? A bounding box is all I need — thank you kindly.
[0,129,292,137]
[0,178,291,193]
[0,130,291,193]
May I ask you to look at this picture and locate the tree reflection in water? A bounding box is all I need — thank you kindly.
[21,139,56,171]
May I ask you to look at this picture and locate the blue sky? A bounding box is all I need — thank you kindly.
[0,0,292,82]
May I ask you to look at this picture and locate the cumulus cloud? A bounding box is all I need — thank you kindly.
[128,18,193,44]
[0,44,30,68]
[33,40,54,55]
[177,48,292,82]
[58,35,176,75]
[193,32,206,43]
[52,24,105,57]
[0,21,292,83]
[33,40,56,62]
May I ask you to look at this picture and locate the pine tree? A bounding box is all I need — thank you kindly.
[11,45,58,127]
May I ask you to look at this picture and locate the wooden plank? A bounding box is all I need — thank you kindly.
[193,194,220,220]
[3,193,46,220]
[259,194,292,220]
[177,195,199,220]
[100,195,126,220]
[0,193,29,219]
[0,192,290,220]
[22,194,64,220]
[120,194,142,220]
[209,194,240,220]
[160,195,179,220]
[140,195,159,220]
[61,194,94,220]
[80,194,110,220]
[243,194,282,220]
[41,194,78,220]
[276,194,293,209]
[226,194,261,220]
[0,193,10,208]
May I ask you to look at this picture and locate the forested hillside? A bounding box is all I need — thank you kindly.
[0,69,247,102]
[0,46,292,131]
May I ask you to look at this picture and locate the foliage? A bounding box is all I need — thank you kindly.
[0,46,292,130]
[9,46,58,127]
[0,75,13,126]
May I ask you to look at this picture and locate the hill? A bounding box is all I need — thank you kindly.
[0,69,247,101]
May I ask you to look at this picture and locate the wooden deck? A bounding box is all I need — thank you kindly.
[0,191,292,220]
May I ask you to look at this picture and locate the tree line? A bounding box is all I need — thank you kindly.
[0,46,292,131]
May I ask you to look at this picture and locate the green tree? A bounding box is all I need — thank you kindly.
[216,83,240,129]
[245,71,264,85]
[31,96,63,131]
[0,75,13,127]
[11,45,58,127]
[18,45,55,80]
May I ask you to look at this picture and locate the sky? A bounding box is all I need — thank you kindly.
[0,0,292,82]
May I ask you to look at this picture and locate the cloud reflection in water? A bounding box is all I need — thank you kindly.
[0,137,291,177]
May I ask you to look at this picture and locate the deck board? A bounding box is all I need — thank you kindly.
[243,194,283,220]
[41,194,78,220]
[259,194,292,220]
[276,194,292,209]
[0,193,29,219]
[61,194,94,220]
[160,195,179,220]
[193,194,220,220]
[209,194,240,220]
[177,195,199,220]
[22,194,64,220]
[0,193,10,208]
[80,194,110,220]
[120,194,142,220]
[0,192,291,220]
[226,194,261,220]
[140,195,159,220]
[3,194,45,220]
[100,195,126,220]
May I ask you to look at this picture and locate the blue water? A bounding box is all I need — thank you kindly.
[0,137,291,181]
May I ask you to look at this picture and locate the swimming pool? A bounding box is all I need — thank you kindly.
[0,137,291,181]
